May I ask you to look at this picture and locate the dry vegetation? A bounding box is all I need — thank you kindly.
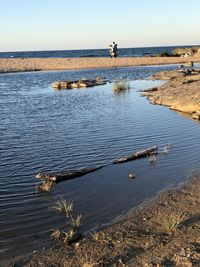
[51,197,82,245]
[113,80,130,92]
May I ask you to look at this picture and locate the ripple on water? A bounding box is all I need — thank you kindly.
[0,65,200,262]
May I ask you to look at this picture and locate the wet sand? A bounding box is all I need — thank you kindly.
[5,175,200,266]
[1,56,200,73]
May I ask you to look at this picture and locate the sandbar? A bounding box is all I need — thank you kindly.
[1,56,200,73]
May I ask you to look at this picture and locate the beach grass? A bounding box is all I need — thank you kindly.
[51,197,82,244]
[113,80,130,92]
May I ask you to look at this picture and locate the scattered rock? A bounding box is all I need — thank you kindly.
[172,47,200,57]
[192,111,200,120]
[51,81,69,89]
[51,77,106,90]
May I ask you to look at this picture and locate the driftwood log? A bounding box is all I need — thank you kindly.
[113,146,158,164]
[36,166,103,184]
[36,146,158,192]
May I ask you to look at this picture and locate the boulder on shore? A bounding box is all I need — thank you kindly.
[51,77,106,90]
[172,47,200,57]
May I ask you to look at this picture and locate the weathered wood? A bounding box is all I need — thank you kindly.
[113,146,158,164]
[36,146,158,192]
[36,166,103,183]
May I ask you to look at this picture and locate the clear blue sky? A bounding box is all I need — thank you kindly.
[0,0,200,52]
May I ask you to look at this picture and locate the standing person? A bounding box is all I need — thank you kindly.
[109,44,115,58]
[113,42,118,58]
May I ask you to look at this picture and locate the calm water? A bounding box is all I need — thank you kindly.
[0,45,194,58]
[1,65,200,263]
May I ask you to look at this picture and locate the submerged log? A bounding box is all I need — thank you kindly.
[36,166,103,184]
[36,146,158,193]
[113,146,158,164]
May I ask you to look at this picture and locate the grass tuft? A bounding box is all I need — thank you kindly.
[162,143,171,155]
[51,197,82,244]
[163,212,186,233]
[113,80,130,92]
[147,151,157,164]
[53,198,73,215]
[36,180,54,193]
[51,228,62,240]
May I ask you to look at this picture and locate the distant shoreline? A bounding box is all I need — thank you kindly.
[1,56,200,74]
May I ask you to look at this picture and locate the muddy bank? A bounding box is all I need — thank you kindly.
[1,56,200,73]
[4,175,200,267]
[142,68,200,119]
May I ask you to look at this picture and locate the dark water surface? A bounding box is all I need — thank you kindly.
[0,65,200,262]
[0,45,194,58]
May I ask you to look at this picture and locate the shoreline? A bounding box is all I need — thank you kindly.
[142,67,200,118]
[5,175,200,266]
[2,63,200,267]
[1,56,200,73]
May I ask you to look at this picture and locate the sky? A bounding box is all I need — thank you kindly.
[0,0,200,52]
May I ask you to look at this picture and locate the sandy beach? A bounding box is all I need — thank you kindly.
[1,56,200,73]
[5,175,200,267]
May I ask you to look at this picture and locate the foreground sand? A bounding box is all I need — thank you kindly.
[5,175,200,266]
[1,56,200,73]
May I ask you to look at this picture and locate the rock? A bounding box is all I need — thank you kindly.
[172,47,200,57]
[71,83,79,88]
[128,173,136,179]
[51,77,106,90]
[182,62,194,67]
[78,82,87,87]
[192,113,200,120]
[194,49,200,57]
[51,81,69,90]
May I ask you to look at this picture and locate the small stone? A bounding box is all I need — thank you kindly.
[75,242,80,247]
[128,173,136,179]
[78,82,87,87]
[192,114,200,120]
[71,83,79,88]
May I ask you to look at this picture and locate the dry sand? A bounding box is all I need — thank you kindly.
[1,56,200,73]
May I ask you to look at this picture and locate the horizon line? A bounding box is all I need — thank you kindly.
[0,44,199,54]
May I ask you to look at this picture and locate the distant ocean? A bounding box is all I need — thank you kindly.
[0,45,194,58]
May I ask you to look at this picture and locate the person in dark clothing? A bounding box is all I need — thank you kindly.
[113,42,118,58]
[108,42,118,58]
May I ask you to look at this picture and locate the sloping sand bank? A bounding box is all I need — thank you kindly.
[0,56,200,73]
[5,175,200,267]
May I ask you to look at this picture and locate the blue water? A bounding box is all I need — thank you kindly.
[0,45,194,58]
[0,64,200,263]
